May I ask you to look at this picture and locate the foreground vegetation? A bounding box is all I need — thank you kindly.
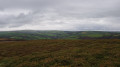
[0,39,120,67]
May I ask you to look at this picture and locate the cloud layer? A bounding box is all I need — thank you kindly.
[0,0,120,31]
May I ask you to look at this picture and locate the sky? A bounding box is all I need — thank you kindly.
[0,0,120,31]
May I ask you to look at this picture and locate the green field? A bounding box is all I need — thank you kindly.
[0,39,120,67]
[0,30,120,40]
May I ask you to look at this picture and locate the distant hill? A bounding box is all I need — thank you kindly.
[0,30,120,40]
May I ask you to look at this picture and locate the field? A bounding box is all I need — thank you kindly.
[0,39,120,67]
[0,31,120,40]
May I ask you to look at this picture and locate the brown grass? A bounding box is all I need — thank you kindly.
[0,39,120,67]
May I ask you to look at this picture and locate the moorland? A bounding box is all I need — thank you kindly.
[0,39,120,67]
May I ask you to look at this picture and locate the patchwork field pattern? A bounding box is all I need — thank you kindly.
[0,31,120,40]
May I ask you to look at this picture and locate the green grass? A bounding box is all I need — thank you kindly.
[81,34,103,37]
[0,39,120,67]
[0,31,120,40]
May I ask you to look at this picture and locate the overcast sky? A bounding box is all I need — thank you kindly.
[0,0,120,31]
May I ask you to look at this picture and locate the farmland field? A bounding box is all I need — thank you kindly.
[0,39,120,67]
[0,31,120,40]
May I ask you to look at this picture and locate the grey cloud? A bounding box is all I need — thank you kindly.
[0,11,33,28]
[0,0,120,31]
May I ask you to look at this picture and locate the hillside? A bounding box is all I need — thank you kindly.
[0,39,120,67]
[0,30,120,40]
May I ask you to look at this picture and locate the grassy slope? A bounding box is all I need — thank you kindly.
[0,31,120,40]
[0,39,120,67]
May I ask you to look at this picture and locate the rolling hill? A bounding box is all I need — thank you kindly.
[0,30,120,40]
